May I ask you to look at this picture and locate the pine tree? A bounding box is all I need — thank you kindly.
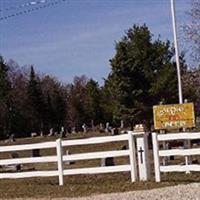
[0,56,11,103]
[85,79,103,125]
[27,66,46,132]
[0,56,12,138]
[107,24,178,127]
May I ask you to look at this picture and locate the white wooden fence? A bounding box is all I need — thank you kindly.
[0,133,137,185]
[152,132,200,182]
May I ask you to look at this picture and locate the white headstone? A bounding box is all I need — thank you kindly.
[82,123,87,133]
[120,120,124,129]
[31,132,37,137]
[65,150,70,165]
[48,128,54,136]
[105,122,110,132]
[100,123,104,129]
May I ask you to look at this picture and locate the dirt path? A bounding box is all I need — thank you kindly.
[3,183,200,200]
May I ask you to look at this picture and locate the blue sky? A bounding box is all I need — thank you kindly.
[0,0,190,84]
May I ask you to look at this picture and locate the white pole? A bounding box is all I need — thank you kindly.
[171,0,183,104]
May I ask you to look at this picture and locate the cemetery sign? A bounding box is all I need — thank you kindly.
[153,103,195,130]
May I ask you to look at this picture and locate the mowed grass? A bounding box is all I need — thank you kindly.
[0,131,200,199]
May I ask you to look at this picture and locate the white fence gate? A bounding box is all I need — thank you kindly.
[152,132,200,182]
[0,133,139,185]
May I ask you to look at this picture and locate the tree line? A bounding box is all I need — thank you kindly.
[0,23,200,139]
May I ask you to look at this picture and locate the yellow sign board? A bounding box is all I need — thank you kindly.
[153,103,195,130]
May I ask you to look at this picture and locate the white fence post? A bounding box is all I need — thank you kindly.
[136,133,150,181]
[128,132,137,182]
[183,127,191,174]
[152,132,160,182]
[56,138,64,186]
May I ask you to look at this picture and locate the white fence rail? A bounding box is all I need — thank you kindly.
[152,132,200,182]
[0,133,137,185]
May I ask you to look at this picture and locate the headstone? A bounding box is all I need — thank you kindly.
[10,152,21,171]
[167,143,174,160]
[105,122,110,133]
[32,149,41,157]
[16,164,21,171]
[99,123,104,133]
[111,128,119,136]
[72,127,77,134]
[192,159,199,164]
[67,127,72,134]
[91,120,95,131]
[9,134,15,142]
[40,130,43,137]
[60,126,66,138]
[65,150,70,165]
[121,130,128,134]
[101,157,114,167]
[11,152,19,159]
[31,132,37,137]
[65,150,75,165]
[40,131,44,137]
[120,145,127,150]
[48,128,54,136]
[82,123,87,133]
[99,123,104,129]
[120,120,124,129]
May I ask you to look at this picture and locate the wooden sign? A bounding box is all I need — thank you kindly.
[153,103,195,130]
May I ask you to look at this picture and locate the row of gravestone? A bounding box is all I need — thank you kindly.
[30,126,120,139]
[5,121,124,143]
[5,145,127,172]
[79,121,125,133]
[59,150,117,167]
[39,121,125,137]
[65,150,117,167]
[4,149,41,172]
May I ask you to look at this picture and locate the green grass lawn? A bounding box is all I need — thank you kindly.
[0,132,200,199]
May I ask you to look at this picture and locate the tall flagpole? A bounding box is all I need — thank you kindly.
[171,0,183,104]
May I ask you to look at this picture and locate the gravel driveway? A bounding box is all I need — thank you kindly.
[3,183,200,200]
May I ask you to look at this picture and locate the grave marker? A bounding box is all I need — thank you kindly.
[120,120,124,129]
[82,123,87,133]
[10,152,21,171]
[101,157,114,167]
[32,149,41,157]
[60,126,65,138]
[48,128,54,136]
[111,128,119,136]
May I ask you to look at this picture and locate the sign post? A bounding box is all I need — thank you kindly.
[171,0,183,104]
